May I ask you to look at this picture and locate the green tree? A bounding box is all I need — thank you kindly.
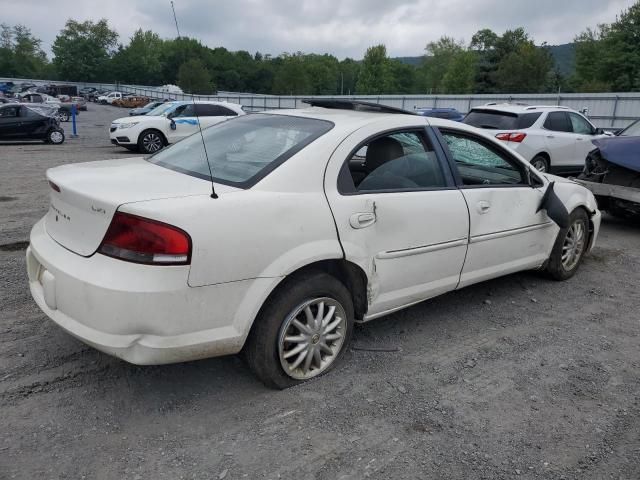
[421,37,465,93]
[494,42,554,93]
[110,29,164,85]
[271,53,312,95]
[338,58,360,95]
[356,44,394,94]
[441,50,477,93]
[0,24,49,78]
[52,19,118,81]
[177,58,214,94]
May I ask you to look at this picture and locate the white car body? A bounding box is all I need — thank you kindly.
[464,104,607,174]
[28,106,601,374]
[98,91,123,104]
[109,100,245,153]
[18,92,61,104]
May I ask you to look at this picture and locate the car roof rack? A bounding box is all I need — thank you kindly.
[302,99,416,115]
[484,102,530,107]
[524,105,570,110]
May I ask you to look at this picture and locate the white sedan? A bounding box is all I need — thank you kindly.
[27,101,601,389]
[109,100,245,153]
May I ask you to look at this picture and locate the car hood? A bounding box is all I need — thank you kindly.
[592,136,640,173]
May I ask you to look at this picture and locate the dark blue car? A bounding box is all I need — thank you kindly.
[414,107,465,122]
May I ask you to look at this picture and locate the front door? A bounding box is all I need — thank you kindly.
[324,123,469,318]
[437,129,558,288]
[568,112,602,167]
[0,105,23,139]
[167,104,199,143]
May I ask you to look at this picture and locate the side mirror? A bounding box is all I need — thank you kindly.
[594,127,605,135]
[169,119,176,130]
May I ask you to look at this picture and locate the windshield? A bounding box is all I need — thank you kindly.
[148,114,334,188]
[147,102,180,117]
[463,110,542,130]
[143,101,161,109]
[620,119,640,137]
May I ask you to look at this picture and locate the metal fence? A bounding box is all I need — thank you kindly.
[3,76,639,128]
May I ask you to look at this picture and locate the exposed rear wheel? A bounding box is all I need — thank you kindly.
[244,271,354,389]
[531,155,550,173]
[546,209,589,280]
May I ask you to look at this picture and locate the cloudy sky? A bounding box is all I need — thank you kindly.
[0,0,636,58]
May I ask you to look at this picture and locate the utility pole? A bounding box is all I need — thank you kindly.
[171,1,181,39]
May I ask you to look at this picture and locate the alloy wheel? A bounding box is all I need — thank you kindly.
[142,133,163,153]
[562,219,586,271]
[532,158,548,172]
[278,297,347,380]
[49,131,64,144]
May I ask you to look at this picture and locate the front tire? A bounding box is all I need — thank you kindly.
[244,271,354,389]
[137,129,165,154]
[546,209,589,280]
[46,129,65,145]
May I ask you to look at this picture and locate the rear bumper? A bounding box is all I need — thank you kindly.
[27,218,278,365]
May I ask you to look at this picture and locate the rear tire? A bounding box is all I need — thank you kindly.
[546,208,589,280]
[137,129,165,154]
[244,271,354,389]
[531,155,550,173]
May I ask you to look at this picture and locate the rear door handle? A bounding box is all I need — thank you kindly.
[477,201,491,214]
[350,212,376,229]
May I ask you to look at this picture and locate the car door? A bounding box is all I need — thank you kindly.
[195,104,238,129]
[324,122,470,319]
[568,112,601,167]
[437,128,558,288]
[543,111,576,169]
[167,104,198,143]
[0,106,23,138]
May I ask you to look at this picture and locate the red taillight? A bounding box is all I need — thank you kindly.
[98,212,191,265]
[496,132,527,143]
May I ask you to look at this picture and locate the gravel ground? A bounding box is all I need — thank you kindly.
[1,106,639,480]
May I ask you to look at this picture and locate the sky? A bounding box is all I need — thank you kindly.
[0,0,637,59]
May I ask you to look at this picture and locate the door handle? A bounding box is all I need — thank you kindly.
[477,201,491,214]
[546,135,555,139]
[577,137,584,141]
[350,212,376,229]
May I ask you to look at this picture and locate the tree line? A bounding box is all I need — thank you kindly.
[1,1,639,95]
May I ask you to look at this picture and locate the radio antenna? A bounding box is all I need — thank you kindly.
[171,1,218,199]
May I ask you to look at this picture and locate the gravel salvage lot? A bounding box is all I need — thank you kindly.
[1,106,639,480]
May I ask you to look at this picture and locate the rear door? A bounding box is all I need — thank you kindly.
[0,106,23,138]
[324,121,469,319]
[543,112,576,169]
[437,128,558,288]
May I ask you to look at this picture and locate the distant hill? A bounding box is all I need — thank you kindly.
[393,43,576,78]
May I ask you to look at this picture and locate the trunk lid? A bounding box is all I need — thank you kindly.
[45,157,235,256]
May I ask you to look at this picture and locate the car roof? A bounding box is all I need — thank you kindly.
[471,103,574,114]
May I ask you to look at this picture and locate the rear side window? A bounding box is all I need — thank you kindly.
[517,112,542,129]
[544,112,572,132]
[195,104,238,117]
[148,114,334,188]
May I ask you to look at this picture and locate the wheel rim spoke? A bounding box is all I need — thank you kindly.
[278,297,347,381]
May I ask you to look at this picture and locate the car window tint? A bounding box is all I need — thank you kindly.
[194,104,237,117]
[345,131,446,192]
[148,114,333,188]
[544,112,572,132]
[174,104,195,117]
[569,113,594,135]
[517,112,542,129]
[441,131,526,186]
[0,107,19,117]
[463,110,519,130]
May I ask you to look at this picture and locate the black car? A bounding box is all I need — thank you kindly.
[0,104,65,144]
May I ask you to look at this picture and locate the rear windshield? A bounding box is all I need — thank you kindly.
[463,110,541,130]
[148,114,334,188]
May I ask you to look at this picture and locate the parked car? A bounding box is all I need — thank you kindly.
[71,96,88,111]
[0,81,15,95]
[18,92,80,122]
[113,96,150,108]
[27,100,600,388]
[129,100,167,116]
[98,91,124,105]
[576,119,640,219]
[415,107,465,122]
[109,100,245,153]
[79,87,98,98]
[463,104,607,174]
[88,90,110,102]
[0,103,65,144]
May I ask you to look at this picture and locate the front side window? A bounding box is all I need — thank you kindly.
[148,114,333,188]
[441,131,526,186]
[172,104,195,117]
[544,112,572,132]
[342,131,446,192]
[0,107,19,118]
[569,113,594,135]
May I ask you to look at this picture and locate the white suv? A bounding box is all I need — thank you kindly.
[109,100,245,153]
[463,104,607,174]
